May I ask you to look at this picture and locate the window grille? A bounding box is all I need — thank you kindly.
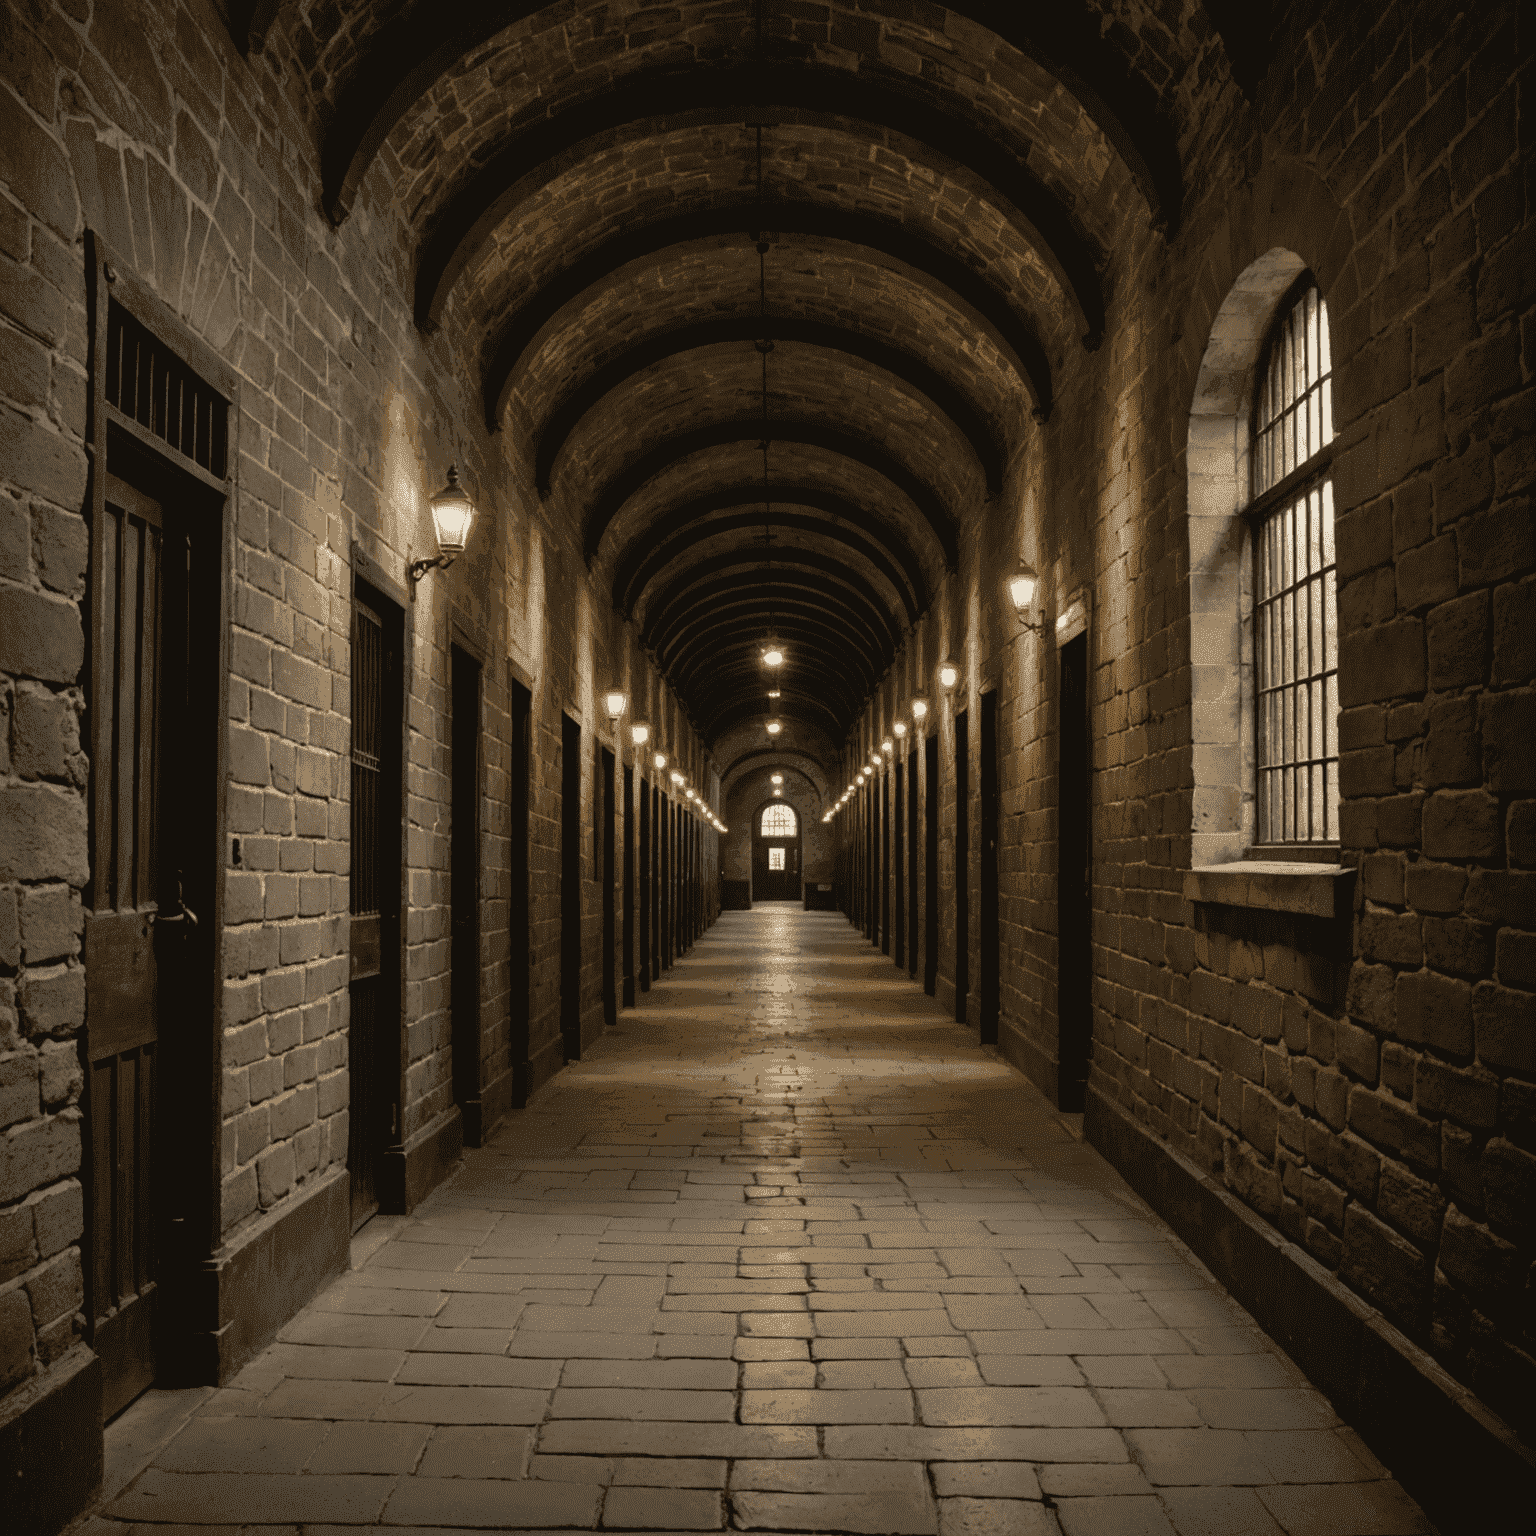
[1252,281,1337,845]
[761,804,796,837]
[768,848,785,871]
[104,299,228,478]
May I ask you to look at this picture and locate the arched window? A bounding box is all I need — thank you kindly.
[760,804,797,837]
[1249,279,1337,845]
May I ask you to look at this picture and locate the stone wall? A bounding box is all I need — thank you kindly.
[0,0,717,1442]
[833,0,1535,1444]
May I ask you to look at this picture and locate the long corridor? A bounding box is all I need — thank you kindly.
[95,909,1430,1535]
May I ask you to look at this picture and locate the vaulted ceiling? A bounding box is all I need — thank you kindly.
[236,1,1233,762]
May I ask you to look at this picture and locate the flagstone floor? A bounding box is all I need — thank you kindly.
[91,906,1432,1534]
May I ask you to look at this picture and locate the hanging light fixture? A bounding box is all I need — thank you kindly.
[409,465,476,589]
[766,719,782,735]
[938,661,959,690]
[771,773,783,785]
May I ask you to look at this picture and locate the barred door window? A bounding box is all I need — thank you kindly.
[761,804,796,837]
[1251,279,1338,846]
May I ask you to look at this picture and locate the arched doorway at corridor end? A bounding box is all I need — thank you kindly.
[752,800,801,901]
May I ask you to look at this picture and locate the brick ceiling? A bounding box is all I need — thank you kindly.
[240,0,1206,751]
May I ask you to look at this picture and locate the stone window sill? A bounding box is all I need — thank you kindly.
[1183,861,1354,919]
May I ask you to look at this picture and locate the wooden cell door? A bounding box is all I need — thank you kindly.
[980,692,1000,1046]
[1058,631,1092,1110]
[85,472,215,1420]
[450,645,482,1144]
[752,804,800,900]
[349,587,403,1228]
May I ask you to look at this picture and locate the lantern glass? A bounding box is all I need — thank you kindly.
[1008,566,1039,613]
[939,662,958,689]
[653,752,667,771]
[766,720,782,735]
[631,721,650,745]
[894,720,907,737]
[771,773,783,784]
[603,688,627,721]
[428,466,475,554]
[911,696,929,720]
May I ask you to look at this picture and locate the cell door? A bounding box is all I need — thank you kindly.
[85,472,213,1420]
[1058,631,1093,1110]
[980,692,1000,1046]
[349,588,403,1228]
[450,646,482,1143]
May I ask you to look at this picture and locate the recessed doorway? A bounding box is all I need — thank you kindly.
[752,801,802,901]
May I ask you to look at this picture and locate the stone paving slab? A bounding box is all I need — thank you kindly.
[92,909,1433,1533]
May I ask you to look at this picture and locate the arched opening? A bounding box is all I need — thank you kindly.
[1185,246,1315,866]
[752,800,802,902]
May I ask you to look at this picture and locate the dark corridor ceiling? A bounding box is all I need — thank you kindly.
[235,1,1235,758]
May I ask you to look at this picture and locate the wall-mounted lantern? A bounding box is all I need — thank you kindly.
[653,751,668,771]
[761,637,785,667]
[771,773,783,785]
[603,688,627,723]
[631,720,650,746]
[910,695,930,722]
[938,661,959,690]
[766,719,782,735]
[1008,564,1041,628]
[893,720,907,739]
[409,466,476,592]
[881,739,893,754]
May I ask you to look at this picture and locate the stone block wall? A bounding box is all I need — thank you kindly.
[0,0,718,1438]
[833,0,1534,1445]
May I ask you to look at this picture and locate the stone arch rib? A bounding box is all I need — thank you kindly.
[584,418,958,571]
[611,488,931,620]
[539,319,1006,497]
[477,203,1053,433]
[412,64,1104,353]
[623,511,922,625]
[312,3,1180,233]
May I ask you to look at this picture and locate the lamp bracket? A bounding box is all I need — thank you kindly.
[408,552,456,593]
